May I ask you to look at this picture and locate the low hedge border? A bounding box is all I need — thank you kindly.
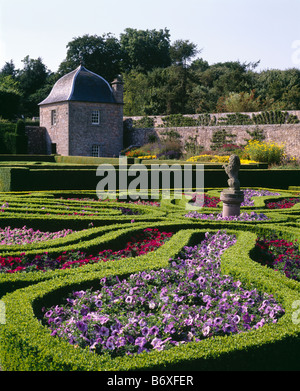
[1,227,300,371]
[168,210,289,225]
[0,197,167,220]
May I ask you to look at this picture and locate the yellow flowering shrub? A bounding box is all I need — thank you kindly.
[244,140,285,165]
[186,154,258,164]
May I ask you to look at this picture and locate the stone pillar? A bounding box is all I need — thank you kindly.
[220,189,244,217]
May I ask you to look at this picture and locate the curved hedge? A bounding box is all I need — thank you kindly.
[1,188,300,371]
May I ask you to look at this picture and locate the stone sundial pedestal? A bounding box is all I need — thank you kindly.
[220,154,244,218]
[220,189,244,217]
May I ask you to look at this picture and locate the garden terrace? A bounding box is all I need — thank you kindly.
[1,187,300,371]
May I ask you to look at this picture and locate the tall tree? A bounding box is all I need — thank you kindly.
[17,56,50,117]
[120,28,171,72]
[18,56,49,96]
[0,60,17,78]
[58,34,122,82]
[170,39,199,67]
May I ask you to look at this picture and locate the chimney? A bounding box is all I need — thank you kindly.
[111,75,124,104]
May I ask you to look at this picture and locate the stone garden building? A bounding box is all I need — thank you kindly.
[39,65,124,157]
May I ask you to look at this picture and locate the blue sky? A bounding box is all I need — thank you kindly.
[1,0,300,73]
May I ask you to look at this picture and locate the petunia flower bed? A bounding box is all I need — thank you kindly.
[253,234,300,281]
[185,211,270,221]
[241,189,281,207]
[188,194,221,208]
[42,231,285,358]
[0,228,173,274]
[187,189,281,209]
[265,197,300,209]
[0,226,74,246]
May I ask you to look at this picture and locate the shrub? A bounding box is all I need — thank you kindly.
[244,140,285,165]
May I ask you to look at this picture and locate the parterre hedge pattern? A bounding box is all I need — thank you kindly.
[1,187,300,371]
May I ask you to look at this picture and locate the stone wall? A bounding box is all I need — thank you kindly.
[127,124,300,159]
[39,100,123,157]
[68,101,123,157]
[125,110,300,127]
[39,102,69,155]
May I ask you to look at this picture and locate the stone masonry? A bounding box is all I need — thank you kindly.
[127,124,300,159]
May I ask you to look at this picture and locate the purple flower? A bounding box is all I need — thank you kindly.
[99,326,110,336]
[126,335,135,344]
[149,326,159,336]
[115,337,126,347]
[222,323,236,333]
[135,337,147,347]
[202,326,210,337]
[125,296,134,304]
[151,338,163,350]
[106,340,115,350]
[76,321,88,333]
[141,327,149,336]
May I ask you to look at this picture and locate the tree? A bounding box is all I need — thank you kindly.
[0,60,17,78]
[18,56,49,96]
[16,56,50,117]
[58,34,122,82]
[0,75,21,119]
[123,70,150,116]
[170,39,199,67]
[120,28,171,72]
[254,68,300,110]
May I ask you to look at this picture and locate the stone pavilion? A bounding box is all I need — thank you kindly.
[39,65,124,157]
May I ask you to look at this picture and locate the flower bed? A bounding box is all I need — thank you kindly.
[185,211,270,221]
[188,194,221,208]
[0,226,74,246]
[253,234,300,281]
[241,189,281,207]
[266,197,300,209]
[188,189,281,208]
[0,228,173,274]
[42,231,284,358]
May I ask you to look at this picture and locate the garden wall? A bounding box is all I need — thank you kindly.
[126,123,300,159]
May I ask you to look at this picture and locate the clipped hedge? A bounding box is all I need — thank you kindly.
[0,164,300,191]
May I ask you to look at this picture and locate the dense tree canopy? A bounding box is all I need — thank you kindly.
[58,33,122,83]
[120,28,172,73]
[1,27,300,119]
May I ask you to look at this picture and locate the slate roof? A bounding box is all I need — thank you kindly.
[39,65,116,105]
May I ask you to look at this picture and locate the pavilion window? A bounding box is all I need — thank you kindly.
[51,110,57,126]
[92,110,100,125]
[92,144,101,157]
